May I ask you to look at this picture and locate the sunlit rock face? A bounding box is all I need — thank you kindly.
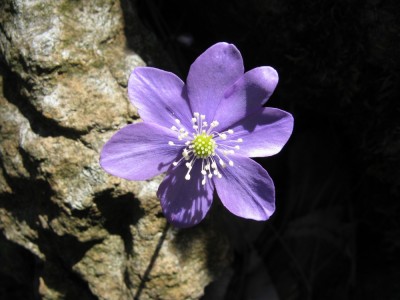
[0,1,230,299]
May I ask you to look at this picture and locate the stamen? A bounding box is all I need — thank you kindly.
[210,121,219,128]
[222,149,235,155]
[168,112,240,183]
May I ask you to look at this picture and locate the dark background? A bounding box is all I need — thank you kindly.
[136,0,400,299]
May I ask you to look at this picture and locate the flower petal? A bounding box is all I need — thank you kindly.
[186,42,244,121]
[100,122,179,181]
[157,161,214,228]
[214,66,279,130]
[214,155,275,220]
[222,108,294,157]
[128,67,192,130]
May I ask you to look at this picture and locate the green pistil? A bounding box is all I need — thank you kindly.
[192,133,215,158]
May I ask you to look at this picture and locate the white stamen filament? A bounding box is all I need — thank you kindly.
[167,114,243,184]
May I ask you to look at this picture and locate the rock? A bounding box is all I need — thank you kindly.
[0,0,230,299]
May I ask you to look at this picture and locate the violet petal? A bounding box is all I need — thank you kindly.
[221,107,294,157]
[128,67,192,130]
[157,160,214,228]
[186,42,244,121]
[214,66,279,130]
[214,155,275,220]
[100,122,179,180]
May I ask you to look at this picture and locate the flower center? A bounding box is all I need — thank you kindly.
[168,112,243,185]
[192,133,215,158]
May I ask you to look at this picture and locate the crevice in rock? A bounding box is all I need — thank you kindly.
[17,146,43,180]
[0,65,85,139]
[0,174,94,300]
[33,233,99,300]
[0,172,100,299]
[0,233,37,300]
[94,189,144,254]
[0,173,97,298]
[0,173,55,234]
[38,230,101,270]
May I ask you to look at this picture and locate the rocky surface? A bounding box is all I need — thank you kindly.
[0,0,230,299]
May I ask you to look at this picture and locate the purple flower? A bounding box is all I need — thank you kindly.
[100,42,294,228]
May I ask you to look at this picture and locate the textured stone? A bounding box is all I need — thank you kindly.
[0,0,230,299]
